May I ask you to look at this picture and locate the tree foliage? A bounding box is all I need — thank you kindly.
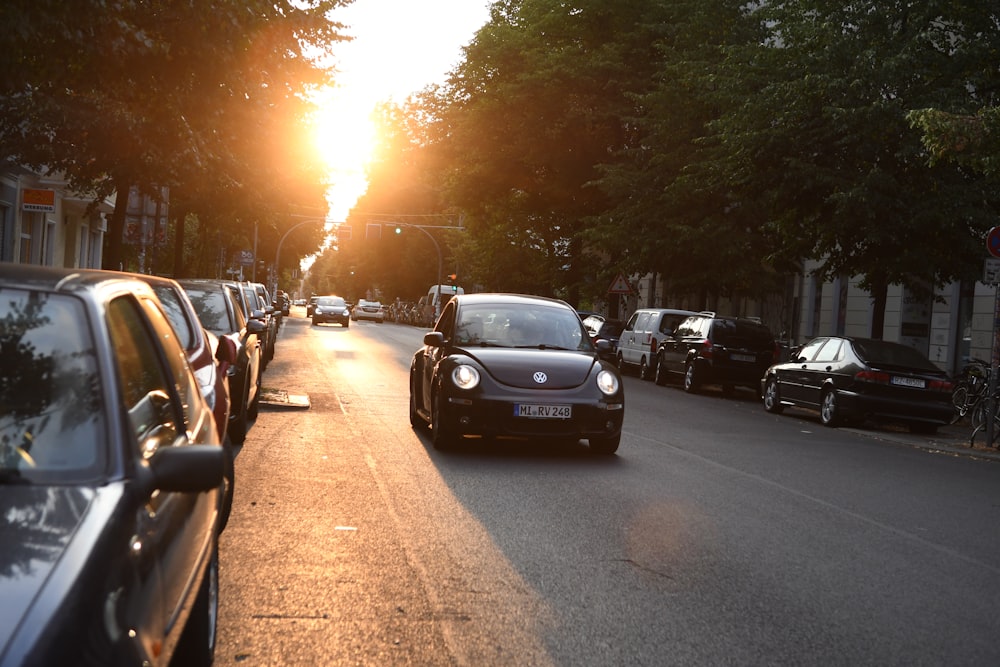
[0,0,349,274]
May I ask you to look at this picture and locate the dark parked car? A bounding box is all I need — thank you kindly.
[312,295,351,327]
[581,314,625,363]
[306,295,319,317]
[409,293,624,454]
[0,263,225,666]
[655,312,777,394]
[244,281,277,364]
[761,336,954,432]
[178,279,265,445]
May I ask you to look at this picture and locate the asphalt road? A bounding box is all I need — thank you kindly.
[215,309,1000,666]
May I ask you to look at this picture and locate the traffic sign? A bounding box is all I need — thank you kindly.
[988,226,1000,258]
[607,273,634,294]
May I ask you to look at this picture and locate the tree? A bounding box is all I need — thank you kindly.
[703,0,1000,337]
[0,0,349,272]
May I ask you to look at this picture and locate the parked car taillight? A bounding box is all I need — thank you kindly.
[700,339,713,359]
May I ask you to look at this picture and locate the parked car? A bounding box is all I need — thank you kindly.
[0,263,225,666]
[581,314,625,363]
[655,312,777,394]
[761,336,954,432]
[178,279,265,445]
[617,307,699,380]
[312,295,351,327]
[306,295,319,317]
[246,281,278,363]
[409,293,625,454]
[353,299,385,323]
[130,273,237,530]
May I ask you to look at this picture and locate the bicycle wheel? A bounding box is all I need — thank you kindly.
[950,383,970,424]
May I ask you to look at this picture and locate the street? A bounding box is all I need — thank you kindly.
[216,308,1000,666]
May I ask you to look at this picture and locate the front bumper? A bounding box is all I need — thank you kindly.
[439,393,624,441]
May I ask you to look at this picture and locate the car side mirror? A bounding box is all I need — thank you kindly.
[216,334,238,366]
[423,331,445,347]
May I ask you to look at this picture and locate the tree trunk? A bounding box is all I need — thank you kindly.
[103,175,129,270]
[869,276,888,340]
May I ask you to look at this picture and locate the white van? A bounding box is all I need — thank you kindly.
[617,308,698,380]
[425,284,465,323]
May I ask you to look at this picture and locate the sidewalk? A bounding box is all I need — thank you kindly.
[852,419,1000,462]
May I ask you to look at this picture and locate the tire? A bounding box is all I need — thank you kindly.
[409,375,427,430]
[820,388,840,427]
[589,433,620,455]
[654,354,668,386]
[763,378,784,413]
[950,384,969,424]
[218,436,235,533]
[228,377,249,445]
[172,540,218,667]
[311,317,319,325]
[431,392,456,450]
[615,353,625,374]
[683,362,701,393]
[639,357,652,381]
[247,369,261,421]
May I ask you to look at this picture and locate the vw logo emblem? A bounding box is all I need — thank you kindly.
[533,372,548,384]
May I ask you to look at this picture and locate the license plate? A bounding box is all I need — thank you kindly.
[515,404,572,419]
[891,376,926,388]
[731,353,756,363]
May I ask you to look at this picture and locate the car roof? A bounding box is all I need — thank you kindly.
[455,293,574,310]
[0,263,159,301]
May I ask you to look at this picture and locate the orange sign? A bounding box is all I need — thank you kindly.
[23,188,55,212]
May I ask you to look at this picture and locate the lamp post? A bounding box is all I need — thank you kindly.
[395,222,443,319]
[274,218,334,297]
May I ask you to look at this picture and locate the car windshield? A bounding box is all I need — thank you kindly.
[0,288,106,482]
[455,303,592,351]
[318,297,345,307]
[852,339,940,371]
[712,320,774,347]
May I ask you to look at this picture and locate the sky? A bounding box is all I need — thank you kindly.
[316,0,493,222]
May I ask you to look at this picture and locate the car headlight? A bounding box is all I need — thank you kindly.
[596,369,620,396]
[451,364,481,390]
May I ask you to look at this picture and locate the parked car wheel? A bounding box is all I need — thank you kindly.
[219,436,235,532]
[230,384,249,445]
[763,378,784,413]
[589,434,620,455]
[615,352,626,374]
[654,354,668,386]
[172,540,219,667]
[409,377,426,430]
[684,362,701,393]
[639,356,652,381]
[820,388,840,427]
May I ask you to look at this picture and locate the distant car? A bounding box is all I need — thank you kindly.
[655,312,777,394]
[306,295,319,317]
[762,336,954,433]
[617,307,699,380]
[178,278,266,445]
[409,293,625,454]
[353,299,385,323]
[0,263,225,666]
[312,295,351,327]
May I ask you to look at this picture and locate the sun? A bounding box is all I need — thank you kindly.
[309,88,379,220]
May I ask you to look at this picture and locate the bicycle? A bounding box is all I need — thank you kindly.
[950,358,990,425]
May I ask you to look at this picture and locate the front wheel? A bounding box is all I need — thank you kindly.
[172,540,218,667]
[589,433,620,455]
[431,392,456,450]
[950,384,969,424]
[639,357,652,381]
[763,378,784,413]
[820,388,840,427]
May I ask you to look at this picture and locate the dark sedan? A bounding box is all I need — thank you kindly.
[409,293,625,454]
[178,278,265,445]
[0,263,225,667]
[761,335,954,432]
[312,295,351,327]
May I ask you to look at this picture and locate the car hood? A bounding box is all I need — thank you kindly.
[460,348,599,389]
[0,484,103,655]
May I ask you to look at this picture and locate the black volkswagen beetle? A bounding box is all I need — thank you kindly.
[409,293,625,454]
[0,264,225,666]
[761,335,954,432]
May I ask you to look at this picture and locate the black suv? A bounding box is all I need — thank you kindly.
[654,312,777,394]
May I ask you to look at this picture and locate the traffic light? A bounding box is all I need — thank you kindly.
[447,274,458,292]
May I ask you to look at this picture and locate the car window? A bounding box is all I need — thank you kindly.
[138,295,202,433]
[183,286,233,336]
[813,338,843,363]
[635,312,651,333]
[658,313,687,336]
[711,320,773,347]
[851,339,940,370]
[675,316,701,337]
[624,312,638,332]
[151,284,197,351]
[106,296,183,458]
[457,303,589,350]
[796,338,828,361]
[0,289,105,479]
